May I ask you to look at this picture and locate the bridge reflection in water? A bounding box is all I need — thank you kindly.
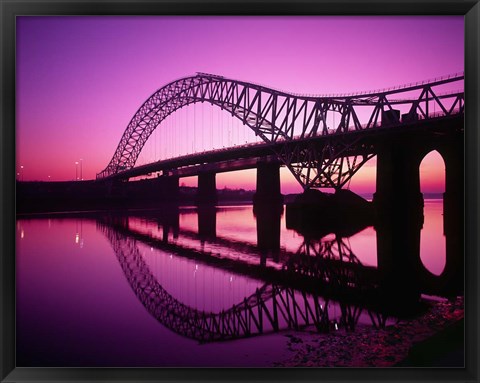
[96,202,461,343]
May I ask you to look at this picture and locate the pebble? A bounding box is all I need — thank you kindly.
[275,296,464,367]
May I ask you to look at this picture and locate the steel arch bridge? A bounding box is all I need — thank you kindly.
[100,222,330,342]
[99,220,390,342]
[97,72,464,189]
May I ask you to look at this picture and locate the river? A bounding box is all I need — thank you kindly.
[16,199,460,367]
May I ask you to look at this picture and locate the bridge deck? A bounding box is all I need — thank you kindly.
[103,113,463,181]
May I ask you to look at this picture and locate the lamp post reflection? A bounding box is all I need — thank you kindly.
[75,220,84,248]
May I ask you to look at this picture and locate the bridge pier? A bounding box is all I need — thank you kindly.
[154,206,179,242]
[375,215,423,313]
[196,172,217,205]
[440,133,464,295]
[373,138,424,310]
[198,205,217,240]
[373,138,424,226]
[255,204,282,265]
[252,159,283,265]
[373,129,464,299]
[253,160,283,206]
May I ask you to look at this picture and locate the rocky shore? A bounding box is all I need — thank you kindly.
[274,296,464,367]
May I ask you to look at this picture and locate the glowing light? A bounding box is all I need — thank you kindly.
[75,233,79,244]
[334,323,338,331]
[20,230,25,239]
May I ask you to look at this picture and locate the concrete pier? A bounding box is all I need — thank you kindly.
[198,205,217,240]
[196,172,217,205]
[253,160,283,206]
[374,130,464,298]
[255,204,282,265]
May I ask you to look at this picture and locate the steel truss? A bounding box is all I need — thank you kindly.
[285,236,387,330]
[100,222,329,342]
[97,72,464,189]
[100,222,389,341]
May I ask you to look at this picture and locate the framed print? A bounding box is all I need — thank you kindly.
[1,1,479,382]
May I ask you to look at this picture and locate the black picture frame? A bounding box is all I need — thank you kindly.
[1,1,479,382]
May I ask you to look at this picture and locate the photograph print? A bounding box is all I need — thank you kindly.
[16,15,464,367]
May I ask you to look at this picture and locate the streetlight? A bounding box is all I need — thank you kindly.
[20,165,24,181]
[80,158,83,180]
[75,162,79,181]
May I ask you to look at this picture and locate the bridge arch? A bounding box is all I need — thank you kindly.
[97,73,287,180]
[419,150,446,277]
[97,72,464,190]
[415,135,463,295]
[98,214,402,341]
[378,133,463,294]
[99,220,332,342]
[419,149,446,195]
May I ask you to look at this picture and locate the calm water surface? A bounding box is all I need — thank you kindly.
[16,200,448,367]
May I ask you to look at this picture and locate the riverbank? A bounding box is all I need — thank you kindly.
[16,179,256,214]
[273,296,464,367]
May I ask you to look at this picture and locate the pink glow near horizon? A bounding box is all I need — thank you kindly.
[16,16,463,194]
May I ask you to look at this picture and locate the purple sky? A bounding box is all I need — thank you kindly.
[16,16,463,193]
